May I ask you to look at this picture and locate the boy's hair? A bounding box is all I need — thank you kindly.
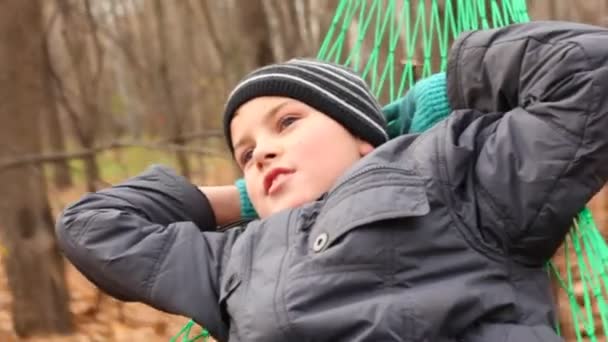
[222,58,389,152]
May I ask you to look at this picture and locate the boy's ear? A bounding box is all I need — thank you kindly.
[358,140,374,157]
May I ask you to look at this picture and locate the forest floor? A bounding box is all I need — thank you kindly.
[0,257,204,342]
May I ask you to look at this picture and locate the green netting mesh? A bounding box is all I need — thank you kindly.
[317,0,529,102]
[170,319,210,342]
[550,208,608,341]
[172,1,607,340]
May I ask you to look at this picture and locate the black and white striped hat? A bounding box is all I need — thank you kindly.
[222,58,388,151]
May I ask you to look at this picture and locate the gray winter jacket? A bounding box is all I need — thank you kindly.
[57,21,608,341]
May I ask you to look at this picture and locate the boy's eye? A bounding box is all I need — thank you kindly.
[240,149,253,166]
[278,115,299,130]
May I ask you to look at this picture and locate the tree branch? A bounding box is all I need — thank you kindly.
[0,138,227,171]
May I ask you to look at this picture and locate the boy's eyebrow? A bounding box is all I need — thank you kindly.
[232,100,293,151]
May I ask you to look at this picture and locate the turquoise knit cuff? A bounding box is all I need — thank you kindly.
[235,178,258,219]
[381,72,448,137]
[382,90,414,138]
[382,100,402,139]
[409,72,451,133]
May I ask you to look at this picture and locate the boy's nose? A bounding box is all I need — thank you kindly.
[253,140,280,169]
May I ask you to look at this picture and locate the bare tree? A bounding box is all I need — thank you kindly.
[49,0,107,192]
[150,0,191,177]
[529,0,608,26]
[0,0,73,336]
[261,0,324,61]
[42,24,73,189]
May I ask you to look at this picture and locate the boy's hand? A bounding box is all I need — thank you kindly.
[198,184,243,226]
[199,179,258,225]
[382,72,450,137]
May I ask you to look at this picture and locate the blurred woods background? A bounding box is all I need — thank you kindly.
[0,0,607,341]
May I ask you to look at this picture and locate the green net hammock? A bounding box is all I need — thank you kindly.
[172,1,607,341]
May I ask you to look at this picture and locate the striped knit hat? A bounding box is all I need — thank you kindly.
[222,58,389,151]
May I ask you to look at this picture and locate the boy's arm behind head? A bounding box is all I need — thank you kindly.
[56,165,237,340]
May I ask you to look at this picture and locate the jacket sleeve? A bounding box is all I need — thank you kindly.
[444,21,608,264]
[55,165,239,341]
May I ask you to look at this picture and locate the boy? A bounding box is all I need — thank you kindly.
[57,21,608,341]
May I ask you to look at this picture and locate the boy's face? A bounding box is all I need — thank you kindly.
[231,96,374,218]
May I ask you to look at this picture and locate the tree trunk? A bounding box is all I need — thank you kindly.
[0,0,73,337]
[153,0,191,178]
[173,136,191,179]
[46,108,73,189]
[83,150,100,192]
[239,0,275,66]
[42,34,72,189]
[53,0,103,190]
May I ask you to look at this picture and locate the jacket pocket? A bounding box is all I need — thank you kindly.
[308,169,430,253]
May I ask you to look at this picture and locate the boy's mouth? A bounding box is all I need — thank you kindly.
[264,168,295,195]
